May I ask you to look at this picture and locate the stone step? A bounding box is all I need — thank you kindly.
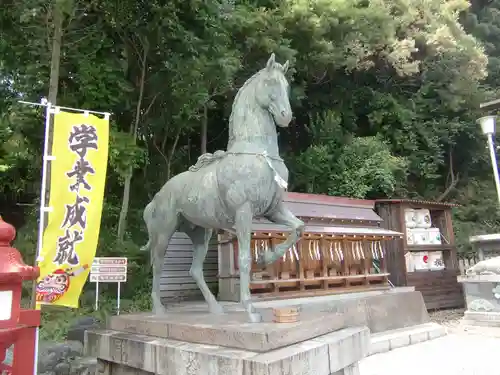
[368,323,446,356]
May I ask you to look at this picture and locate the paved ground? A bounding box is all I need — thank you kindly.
[360,311,500,375]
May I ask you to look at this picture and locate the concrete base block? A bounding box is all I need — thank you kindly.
[462,311,500,327]
[458,274,500,327]
[86,326,369,375]
[368,322,446,356]
[332,363,360,375]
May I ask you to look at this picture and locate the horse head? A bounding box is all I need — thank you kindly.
[255,53,292,127]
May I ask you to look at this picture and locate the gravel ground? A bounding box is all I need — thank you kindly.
[428,308,465,329]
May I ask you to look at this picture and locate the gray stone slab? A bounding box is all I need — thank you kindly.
[109,310,349,352]
[86,326,369,375]
[109,290,427,353]
[253,290,428,334]
[314,327,369,373]
[363,292,429,333]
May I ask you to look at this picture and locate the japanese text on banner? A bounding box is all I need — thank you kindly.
[36,110,109,308]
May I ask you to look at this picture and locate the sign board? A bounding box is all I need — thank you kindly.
[90,257,127,283]
[89,274,127,282]
[91,266,127,274]
[93,257,127,265]
[89,257,127,314]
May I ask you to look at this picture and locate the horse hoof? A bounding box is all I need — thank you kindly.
[210,304,226,315]
[153,305,168,315]
[248,312,262,323]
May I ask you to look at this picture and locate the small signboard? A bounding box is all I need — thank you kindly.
[91,266,127,274]
[89,274,127,282]
[93,257,128,265]
[90,257,127,314]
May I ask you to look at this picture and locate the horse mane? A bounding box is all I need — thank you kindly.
[188,150,226,172]
[188,62,286,173]
[228,70,261,133]
[228,62,285,143]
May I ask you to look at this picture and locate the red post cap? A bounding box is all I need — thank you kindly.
[0,217,39,281]
[0,216,16,246]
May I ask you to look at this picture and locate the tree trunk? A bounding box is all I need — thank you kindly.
[201,103,208,154]
[48,5,63,104]
[116,168,133,242]
[44,2,63,200]
[166,128,181,180]
[116,38,149,243]
[32,1,64,308]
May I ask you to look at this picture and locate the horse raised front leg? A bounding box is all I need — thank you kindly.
[260,204,305,265]
[235,202,262,323]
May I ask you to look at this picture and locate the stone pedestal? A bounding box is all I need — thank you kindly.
[85,289,430,374]
[86,312,369,375]
[458,274,500,327]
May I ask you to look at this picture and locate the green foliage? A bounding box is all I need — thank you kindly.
[330,136,408,198]
[291,111,407,198]
[37,294,152,341]
[108,129,148,181]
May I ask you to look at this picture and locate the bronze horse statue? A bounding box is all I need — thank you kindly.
[141,54,304,322]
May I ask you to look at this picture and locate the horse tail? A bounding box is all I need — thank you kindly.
[141,200,156,253]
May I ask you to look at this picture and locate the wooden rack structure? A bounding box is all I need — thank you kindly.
[218,193,403,301]
[375,199,463,310]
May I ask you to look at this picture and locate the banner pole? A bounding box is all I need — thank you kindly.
[117,282,121,315]
[35,102,53,282]
[32,101,53,375]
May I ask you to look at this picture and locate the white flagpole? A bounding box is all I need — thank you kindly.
[32,101,53,375]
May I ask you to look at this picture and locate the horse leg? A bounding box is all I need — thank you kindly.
[183,225,224,314]
[150,215,179,315]
[260,204,305,265]
[234,202,261,323]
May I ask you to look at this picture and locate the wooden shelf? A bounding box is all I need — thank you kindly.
[407,269,447,273]
[375,200,463,310]
[251,285,391,301]
[250,273,390,284]
[406,244,454,252]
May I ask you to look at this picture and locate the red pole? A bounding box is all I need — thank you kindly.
[11,311,40,374]
[0,218,41,375]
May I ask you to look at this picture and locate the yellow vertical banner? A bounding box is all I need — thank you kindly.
[35,110,109,308]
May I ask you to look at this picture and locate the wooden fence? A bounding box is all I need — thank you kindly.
[458,256,480,275]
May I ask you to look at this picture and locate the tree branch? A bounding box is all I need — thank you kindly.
[141,92,161,120]
[131,36,149,138]
[436,149,460,202]
[167,128,182,180]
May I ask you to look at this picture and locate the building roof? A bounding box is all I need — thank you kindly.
[284,192,381,222]
[469,233,500,243]
[375,199,460,208]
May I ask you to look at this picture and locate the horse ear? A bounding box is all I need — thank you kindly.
[282,60,289,73]
[266,53,276,71]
